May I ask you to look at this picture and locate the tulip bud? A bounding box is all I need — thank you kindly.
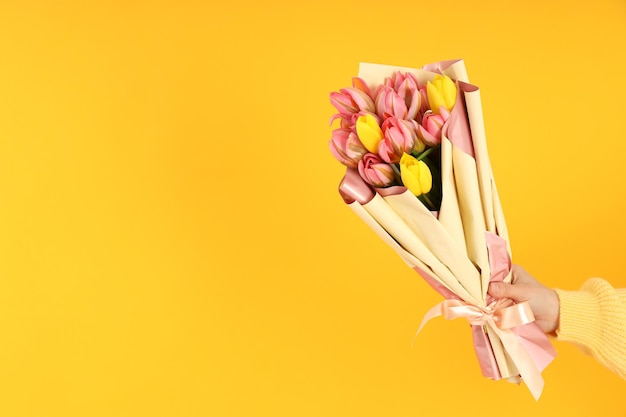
[396,72,422,120]
[378,117,421,164]
[417,110,447,146]
[426,75,457,115]
[330,87,376,116]
[375,86,408,120]
[356,113,384,153]
[329,128,368,168]
[400,153,432,196]
[358,153,396,188]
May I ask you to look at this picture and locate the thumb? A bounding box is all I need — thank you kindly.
[488,282,527,303]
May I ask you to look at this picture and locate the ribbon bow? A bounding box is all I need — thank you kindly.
[416,298,545,400]
[418,298,535,332]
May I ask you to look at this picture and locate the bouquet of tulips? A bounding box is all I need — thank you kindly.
[328,60,556,400]
[330,68,451,211]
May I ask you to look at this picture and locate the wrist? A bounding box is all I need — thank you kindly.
[545,289,560,335]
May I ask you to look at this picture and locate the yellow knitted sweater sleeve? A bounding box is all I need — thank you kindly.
[555,278,626,379]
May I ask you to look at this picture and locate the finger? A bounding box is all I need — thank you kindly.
[510,265,535,286]
[488,282,529,303]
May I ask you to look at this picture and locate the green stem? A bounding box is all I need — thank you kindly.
[391,163,402,183]
[421,193,435,210]
[413,145,440,161]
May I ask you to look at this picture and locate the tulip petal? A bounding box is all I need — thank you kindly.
[330,91,356,115]
[441,76,457,110]
[426,75,457,114]
[426,81,443,115]
[400,153,432,196]
[352,77,372,97]
[358,153,395,187]
[329,129,368,168]
[329,113,344,126]
[417,159,433,194]
[417,125,439,147]
[344,87,375,113]
[356,114,383,153]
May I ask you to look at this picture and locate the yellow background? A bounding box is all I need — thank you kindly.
[0,0,625,415]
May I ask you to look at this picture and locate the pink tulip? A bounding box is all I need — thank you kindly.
[330,87,376,116]
[357,153,396,188]
[329,128,368,168]
[395,72,422,120]
[381,71,418,93]
[329,77,376,128]
[375,86,408,120]
[417,109,450,146]
[382,71,405,91]
[373,72,426,121]
[378,117,422,164]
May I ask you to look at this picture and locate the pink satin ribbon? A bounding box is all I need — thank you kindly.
[414,264,502,379]
[416,298,546,400]
[417,299,534,334]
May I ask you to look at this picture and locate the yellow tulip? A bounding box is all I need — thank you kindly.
[400,153,432,196]
[355,113,383,153]
[426,74,457,115]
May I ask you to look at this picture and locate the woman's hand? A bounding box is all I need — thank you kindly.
[488,265,560,334]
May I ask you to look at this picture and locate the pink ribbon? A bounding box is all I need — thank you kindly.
[416,298,546,400]
[414,232,556,400]
[417,299,534,334]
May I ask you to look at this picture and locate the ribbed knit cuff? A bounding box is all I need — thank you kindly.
[554,288,601,348]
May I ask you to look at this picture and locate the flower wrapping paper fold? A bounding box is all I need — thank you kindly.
[334,59,556,400]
